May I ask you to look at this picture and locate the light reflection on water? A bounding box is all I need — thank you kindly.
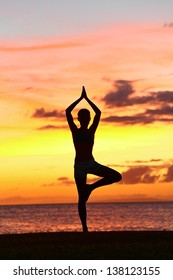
[0,202,173,234]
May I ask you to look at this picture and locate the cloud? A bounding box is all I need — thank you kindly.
[32,108,67,131]
[57,177,74,184]
[110,158,170,169]
[121,166,159,184]
[102,108,173,125]
[163,165,173,182]
[153,91,173,103]
[32,107,64,119]
[42,182,58,187]
[42,177,74,187]
[145,105,173,116]
[102,114,154,125]
[163,22,173,28]
[101,80,173,125]
[120,160,173,184]
[37,124,67,130]
[0,41,87,52]
[132,159,162,164]
[102,80,134,107]
[102,81,173,109]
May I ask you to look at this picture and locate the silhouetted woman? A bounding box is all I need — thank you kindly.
[66,86,122,232]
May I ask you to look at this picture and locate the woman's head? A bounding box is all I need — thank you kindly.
[78,109,90,127]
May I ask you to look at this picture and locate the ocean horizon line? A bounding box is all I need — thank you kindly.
[0,200,173,208]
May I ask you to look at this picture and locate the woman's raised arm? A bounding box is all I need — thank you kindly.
[65,89,83,131]
[82,86,101,132]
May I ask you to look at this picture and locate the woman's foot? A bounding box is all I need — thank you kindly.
[82,225,88,232]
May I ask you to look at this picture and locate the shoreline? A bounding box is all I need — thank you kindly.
[0,231,173,260]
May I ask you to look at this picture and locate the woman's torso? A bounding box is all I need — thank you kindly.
[72,128,94,162]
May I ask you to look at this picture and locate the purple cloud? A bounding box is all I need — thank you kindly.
[37,124,67,130]
[121,166,159,184]
[102,80,134,107]
[102,114,155,125]
[32,107,64,118]
[163,165,173,182]
[101,80,173,125]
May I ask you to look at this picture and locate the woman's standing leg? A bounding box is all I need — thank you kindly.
[75,176,90,232]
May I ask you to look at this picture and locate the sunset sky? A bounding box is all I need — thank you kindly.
[0,0,173,205]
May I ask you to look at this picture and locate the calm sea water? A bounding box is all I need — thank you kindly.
[0,202,173,234]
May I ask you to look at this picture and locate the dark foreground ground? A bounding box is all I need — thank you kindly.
[0,231,173,260]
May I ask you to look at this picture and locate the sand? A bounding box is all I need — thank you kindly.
[0,231,173,260]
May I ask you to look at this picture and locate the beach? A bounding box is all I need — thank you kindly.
[0,231,173,260]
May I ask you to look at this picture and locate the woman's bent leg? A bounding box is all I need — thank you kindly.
[89,165,122,190]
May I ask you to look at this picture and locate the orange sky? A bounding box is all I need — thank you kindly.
[0,23,173,205]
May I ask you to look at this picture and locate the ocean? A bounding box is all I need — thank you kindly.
[0,202,173,234]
